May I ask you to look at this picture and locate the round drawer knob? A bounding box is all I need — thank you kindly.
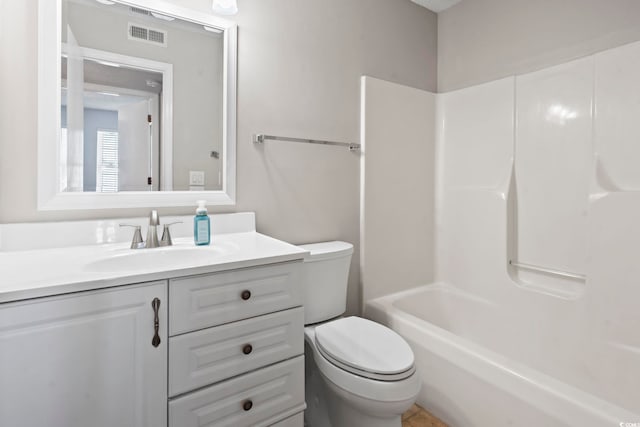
[242,344,253,355]
[241,290,251,301]
[242,400,253,411]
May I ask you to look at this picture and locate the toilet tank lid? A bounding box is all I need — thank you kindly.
[299,241,353,261]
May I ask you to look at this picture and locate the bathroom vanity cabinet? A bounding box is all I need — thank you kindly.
[0,260,306,427]
[0,281,168,427]
[167,261,305,426]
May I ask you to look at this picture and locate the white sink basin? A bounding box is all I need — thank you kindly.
[84,243,235,272]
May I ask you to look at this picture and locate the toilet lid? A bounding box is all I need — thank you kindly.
[314,317,415,380]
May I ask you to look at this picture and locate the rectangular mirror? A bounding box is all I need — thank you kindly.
[38,0,237,210]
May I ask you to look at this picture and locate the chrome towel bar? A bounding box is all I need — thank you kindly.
[253,134,361,151]
[509,260,586,281]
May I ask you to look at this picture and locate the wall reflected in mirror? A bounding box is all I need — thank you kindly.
[61,0,224,192]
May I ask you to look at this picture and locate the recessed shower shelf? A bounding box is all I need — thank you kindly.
[509,260,586,281]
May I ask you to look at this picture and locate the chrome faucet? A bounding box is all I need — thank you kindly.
[160,222,182,246]
[120,210,182,249]
[146,210,161,248]
[119,224,145,249]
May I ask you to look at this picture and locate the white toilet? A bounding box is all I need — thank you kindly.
[299,241,420,427]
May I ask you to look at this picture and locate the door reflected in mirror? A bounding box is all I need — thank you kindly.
[61,0,224,192]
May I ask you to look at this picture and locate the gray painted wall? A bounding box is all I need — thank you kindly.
[0,0,437,315]
[438,0,640,91]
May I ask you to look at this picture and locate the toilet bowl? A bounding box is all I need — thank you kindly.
[299,242,420,427]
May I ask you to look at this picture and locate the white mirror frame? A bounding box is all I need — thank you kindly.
[38,0,237,210]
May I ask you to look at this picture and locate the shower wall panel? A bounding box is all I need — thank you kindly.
[513,58,593,291]
[435,77,514,298]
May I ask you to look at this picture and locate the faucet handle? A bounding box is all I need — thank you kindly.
[149,210,160,226]
[160,222,183,247]
[120,224,144,249]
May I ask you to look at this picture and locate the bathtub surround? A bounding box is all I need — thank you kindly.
[360,76,436,304]
[365,41,640,426]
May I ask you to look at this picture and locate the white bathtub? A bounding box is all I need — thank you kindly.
[366,283,640,427]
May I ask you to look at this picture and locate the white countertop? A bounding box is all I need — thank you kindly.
[0,213,308,304]
[0,232,307,304]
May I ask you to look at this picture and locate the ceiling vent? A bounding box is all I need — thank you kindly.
[128,23,167,47]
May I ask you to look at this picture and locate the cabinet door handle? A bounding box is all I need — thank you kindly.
[151,298,161,348]
[242,400,253,411]
[242,344,253,355]
[241,290,251,300]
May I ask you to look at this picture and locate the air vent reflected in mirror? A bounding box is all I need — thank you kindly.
[128,23,167,47]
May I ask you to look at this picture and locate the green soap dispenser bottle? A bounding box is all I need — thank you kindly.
[194,200,211,246]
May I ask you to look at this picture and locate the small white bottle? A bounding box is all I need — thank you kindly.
[193,200,210,246]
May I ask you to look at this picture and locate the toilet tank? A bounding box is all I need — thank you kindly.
[298,241,354,324]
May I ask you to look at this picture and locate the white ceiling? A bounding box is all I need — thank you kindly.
[410,0,462,13]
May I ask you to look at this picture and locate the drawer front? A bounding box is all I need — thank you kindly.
[271,412,303,427]
[169,307,304,396]
[169,356,305,427]
[169,262,303,335]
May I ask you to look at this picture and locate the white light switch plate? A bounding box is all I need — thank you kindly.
[189,171,205,186]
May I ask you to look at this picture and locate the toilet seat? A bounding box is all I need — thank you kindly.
[314,317,415,381]
[304,325,421,404]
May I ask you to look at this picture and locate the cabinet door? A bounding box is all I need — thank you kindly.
[0,282,168,427]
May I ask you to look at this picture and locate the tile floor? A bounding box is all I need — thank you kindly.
[401,404,449,427]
